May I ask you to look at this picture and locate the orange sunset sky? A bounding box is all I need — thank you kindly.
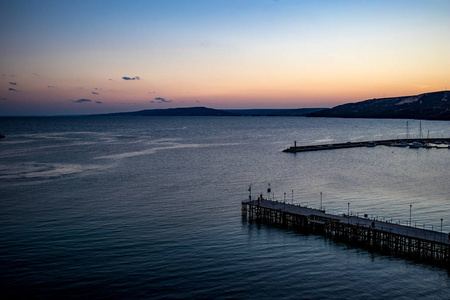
[1,0,449,116]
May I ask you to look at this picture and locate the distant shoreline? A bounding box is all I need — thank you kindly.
[1,90,449,120]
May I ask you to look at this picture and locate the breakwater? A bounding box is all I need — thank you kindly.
[283,138,450,153]
[242,199,450,268]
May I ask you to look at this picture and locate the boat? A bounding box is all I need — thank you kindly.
[0,133,5,139]
[409,141,422,148]
[390,142,408,147]
[365,142,376,147]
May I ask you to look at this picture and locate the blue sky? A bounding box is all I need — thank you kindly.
[1,0,449,115]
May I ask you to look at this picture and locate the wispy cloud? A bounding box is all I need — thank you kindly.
[73,98,92,103]
[9,82,17,85]
[155,97,172,103]
[8,88,19,92]
[47,85,56,88]
[122,76,140,80]
[91,91,99,95]
[95,101,102,104]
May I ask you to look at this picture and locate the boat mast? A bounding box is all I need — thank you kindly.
[419,121,422,139]
[406,121,409,139]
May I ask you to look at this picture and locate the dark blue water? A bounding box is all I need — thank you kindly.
[1,116,449,299]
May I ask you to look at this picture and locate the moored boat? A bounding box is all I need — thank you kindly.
[409,141,422,148]
[390,142,408,147]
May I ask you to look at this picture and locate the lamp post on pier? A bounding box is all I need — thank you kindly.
[320,192,323,211]
[441,218,443,233]
[409,205,412,227]
[347,202,350,225]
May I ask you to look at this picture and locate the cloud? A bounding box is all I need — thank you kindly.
[91,91,99,95]
[150,101,155,103]
[73,98,92,103]
[95,101,102,104]
[196,100,201,103]
[122,76,140,80]
[9,82,17,85]
[155,97,172,103]
[8,88,19,92]
[47,85,56,88]
[148,91,156,94]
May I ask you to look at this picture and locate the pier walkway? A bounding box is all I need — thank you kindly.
[242,199,450,267]
[283,138,450,153]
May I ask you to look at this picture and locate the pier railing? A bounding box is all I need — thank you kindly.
[242,198,450,268]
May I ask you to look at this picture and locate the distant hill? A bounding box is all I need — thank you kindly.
[308,91,450,120]
[95,107,327,117]
[224,108,326,116]
[97,107,236,117]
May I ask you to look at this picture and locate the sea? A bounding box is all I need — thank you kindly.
[0,116,449,299]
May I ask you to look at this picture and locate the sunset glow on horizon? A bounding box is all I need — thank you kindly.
[1,0,449,116]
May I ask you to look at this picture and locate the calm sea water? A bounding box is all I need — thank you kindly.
[0,116,449,299]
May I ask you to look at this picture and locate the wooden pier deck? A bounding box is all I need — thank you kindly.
[242,199,450,267]
[283,138,450,153]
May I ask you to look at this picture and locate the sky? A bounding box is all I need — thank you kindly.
[0,0,449,116]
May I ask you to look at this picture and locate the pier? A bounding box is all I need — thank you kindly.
[283,138,450,153]
[242,198,450,268]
